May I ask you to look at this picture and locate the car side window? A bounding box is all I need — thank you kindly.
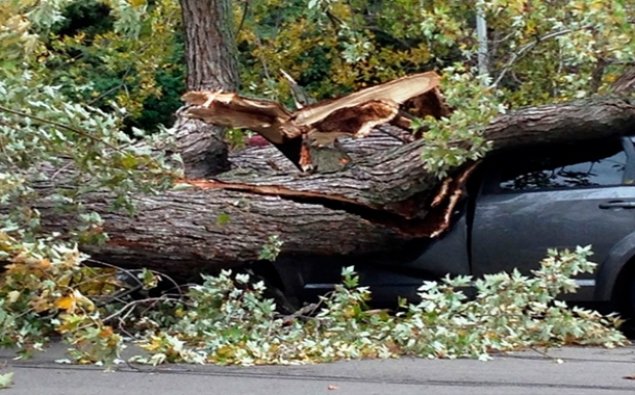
[492,139,628,193]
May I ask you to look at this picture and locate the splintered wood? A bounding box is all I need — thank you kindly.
[182,71,447,172]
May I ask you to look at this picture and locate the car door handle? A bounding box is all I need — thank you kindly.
[598,200,635,209]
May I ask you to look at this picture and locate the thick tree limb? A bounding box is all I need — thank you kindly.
[29,95,635,276]
[177,0,239,178]
[173,118,230,178]
[195,96,635,219]
[486,96,635,150]
[38,189,410,278]
[612,65,635,94]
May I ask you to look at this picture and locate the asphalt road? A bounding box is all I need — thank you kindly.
[2,343,635,395]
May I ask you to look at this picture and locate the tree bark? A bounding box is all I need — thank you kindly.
[177,0,239,177]
[42,189,410,279]
[181,0,238,91]
[612,65,635,94]
[32,96,635,277]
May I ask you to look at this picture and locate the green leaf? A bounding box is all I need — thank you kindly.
[216,213,231,226]
[139,269,159,290]
[0,372,14,389]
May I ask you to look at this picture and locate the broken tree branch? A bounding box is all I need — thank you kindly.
[182,72,445,172]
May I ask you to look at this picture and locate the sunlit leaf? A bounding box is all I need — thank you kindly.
[55,295,76,312]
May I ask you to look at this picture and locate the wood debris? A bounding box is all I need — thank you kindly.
[182,71,447,172]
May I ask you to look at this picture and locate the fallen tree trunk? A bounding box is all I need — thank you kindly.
[31,95,635,277]
[41,189,411,278]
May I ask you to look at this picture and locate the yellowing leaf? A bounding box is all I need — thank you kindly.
[510,0,527,13]
[30,293,53,313]
[129,0,147,8]
[589,0,603,12]
[120,154,138,170]
[37,258,52,270]
[140,269,159,290]
[55,294,76,312]
[100,326,114,339]
[75,291,96,312]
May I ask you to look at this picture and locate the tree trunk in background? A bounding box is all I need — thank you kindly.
[176,0,239,177]
[181,0,238,90]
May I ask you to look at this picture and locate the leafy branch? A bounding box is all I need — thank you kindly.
[490,24,594,88]
[0,104,121,152]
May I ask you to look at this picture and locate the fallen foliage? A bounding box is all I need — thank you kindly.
[0,233,627,366]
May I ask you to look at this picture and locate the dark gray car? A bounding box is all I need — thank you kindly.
[271,134,635,315]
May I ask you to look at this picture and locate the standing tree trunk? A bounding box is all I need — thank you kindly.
[181,0,238,91]
[176,0,239,178]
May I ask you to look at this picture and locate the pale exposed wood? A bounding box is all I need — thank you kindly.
[292,72,441,125]
[182,91,299,144]
[181,72,444,172]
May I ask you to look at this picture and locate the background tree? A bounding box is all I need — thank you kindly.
[234,0,632,106]
[181,0,238,90]
[175,0,239,177]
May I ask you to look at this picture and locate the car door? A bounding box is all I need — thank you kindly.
[471,136,635,299]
